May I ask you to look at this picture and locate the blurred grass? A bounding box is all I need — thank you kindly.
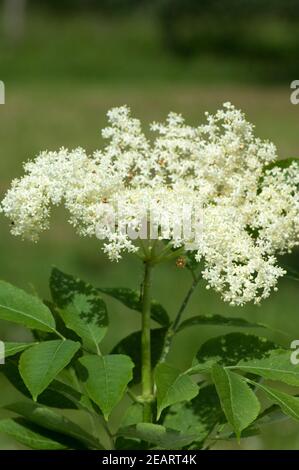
[0,10,299,450]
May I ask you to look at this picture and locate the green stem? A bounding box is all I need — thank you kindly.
[141,260,153,422]
[159,272,202,363]
[127,388,140,404]
[54,329,66,340]
[70,368,98,439]
[99,416,115,450]
[172,272,202,332]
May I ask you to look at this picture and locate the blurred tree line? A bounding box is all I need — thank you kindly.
[3,0,299,63]
[158,0,299,59]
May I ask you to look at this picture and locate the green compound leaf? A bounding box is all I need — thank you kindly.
[5,402,103,449]
[0,342,37,361]
[50,268,108,353]
[155,363,199,419]
[78,354,134,420]
[253,382,299,421]
[117,423,198,450]
[163,384,225,448]
[196,332,279,368]
[19,340,80,400]
[235,350,299,387]
[177,315,268,332]
[0,280,56,333]
[0,418,71,450]
[212,364,260,440]
[112,328,167,384]
[98,286,170,327]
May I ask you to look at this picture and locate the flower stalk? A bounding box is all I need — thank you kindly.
[159,271,202,363]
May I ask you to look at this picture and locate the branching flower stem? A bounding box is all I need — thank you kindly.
[153,246,185,265]
[172,271,202,332]
[159,271,202,363]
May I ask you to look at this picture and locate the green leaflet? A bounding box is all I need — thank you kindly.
[196,332,278,367]
[212,364,260,440]
[1,359,79,409]
[235,350,299,387]
[78,354,134,420]
[186,359,220,376]
[121,402,144,427]
[50,268,108,352]
[0,280,55,333]
[155,363,198,419]
[98,286,170,326]
[58,306,105,354]
[117,423,198,449]
[0,342,37,361]
[163,384,225,448]
[177,314,268,332]
[5,402,103,449]
[256,404,288,426]
[253,382,299,421]
[0,418,70,450]
[46,379,96,412]
[19,340,80,400]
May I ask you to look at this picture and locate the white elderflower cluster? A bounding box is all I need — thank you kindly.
[1,103,299,305]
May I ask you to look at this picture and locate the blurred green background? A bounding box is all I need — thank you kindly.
[0,0,299,450]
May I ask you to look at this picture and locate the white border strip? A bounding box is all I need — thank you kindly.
[0,341,5,364]
[0,81,5,104]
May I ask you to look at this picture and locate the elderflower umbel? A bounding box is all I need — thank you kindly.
[1,103,299,305]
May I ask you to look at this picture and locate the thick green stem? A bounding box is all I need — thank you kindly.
[141,260,153,422]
